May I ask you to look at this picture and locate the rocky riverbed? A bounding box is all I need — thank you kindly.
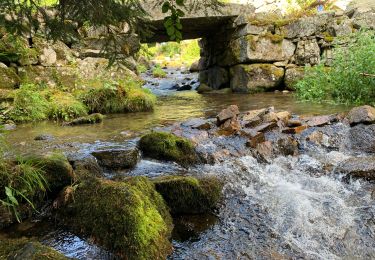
[1,102,374,259]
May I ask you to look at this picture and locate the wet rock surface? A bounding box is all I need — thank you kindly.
[337,157,375,180]
[91,146,140,170]
[346,105,375,126]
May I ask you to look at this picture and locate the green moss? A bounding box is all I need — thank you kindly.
[154,176,223,215]
[24,152,75,195]
[245,64,285,78]
[0,67,20,89]
[322,31,334,42]
[152,66,167,78]
[0,237,68,259]
[139,132,198,167]
[265,32,284,44]
[8,84,50,122]
[197,83,213,94]
[59,177,173,259]
[79,79,155,114]
[47,91,88,121]
[136,64,148,74]
[246,35,257,51]
[63,113,104,126]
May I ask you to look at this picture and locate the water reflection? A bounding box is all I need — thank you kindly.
[7,91,350,146]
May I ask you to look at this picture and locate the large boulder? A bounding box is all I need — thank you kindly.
[38,47,57,66]
[294,38,321,66]
[153,176,223,215]
[199,67,229,90]
[26,152,75,195]
[230,64,284,93]
[58,177,173,259]
[345,105,375,126]
[139,132,198,166]
[337,157,375,180]
[221,35,296,66]
[18,66,78,88]
[0,67,20,89]
[284,67,305,90]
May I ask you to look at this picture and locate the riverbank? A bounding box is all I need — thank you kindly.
[1,104,374,259]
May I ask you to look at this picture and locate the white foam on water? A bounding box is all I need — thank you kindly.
[200,152,374,259]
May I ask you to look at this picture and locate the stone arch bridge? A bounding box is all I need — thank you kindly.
[143,2,374,93]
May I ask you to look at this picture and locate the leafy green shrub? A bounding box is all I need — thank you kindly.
[80,79,156,114]
[181,40,200,64]
[296,30,375,106]
[47,91,88,121]
[159,42,181,57]
[152,65,167,78]
[136,64,148,74]
[8,84,50,122]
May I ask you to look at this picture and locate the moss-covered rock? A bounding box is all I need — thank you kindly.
[63,113,104,126]
[79,79,156,114]
[0,67,20,89]
[0,237,68,260]
[8,84,50,122]
[25,152,75,195]
[197,83,213,94]
[47,91,88,121]
[154,176,223,215]
[230,64,285,93]
[139,132,198,167]
[59,177,173,259]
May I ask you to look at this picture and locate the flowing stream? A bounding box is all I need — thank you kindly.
[3,68,374,259]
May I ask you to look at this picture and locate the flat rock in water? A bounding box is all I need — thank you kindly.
[182,118,211,130]
[346,105,375,126]
[253,122,278,133]
[34,134,55,141]
[337,157,375,180]
[92,147,140,170]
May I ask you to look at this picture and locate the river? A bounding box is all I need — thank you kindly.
[3,68,374,260]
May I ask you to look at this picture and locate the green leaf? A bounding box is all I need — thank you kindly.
[5,187,18,206]
[162,2,170,13]
[176,0,185,6]
[176,9,185,17]
[166,26,175,36]
[176,22,182,30]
